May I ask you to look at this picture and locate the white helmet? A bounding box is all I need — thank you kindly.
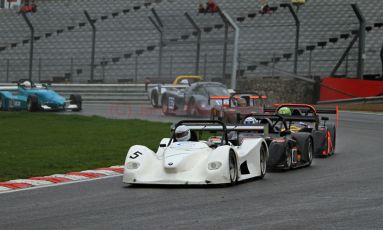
[21,81,31,88]
[180,79,189,85]
[243,117,258,125]
[175,125,191,141]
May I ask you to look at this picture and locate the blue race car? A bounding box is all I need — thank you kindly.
[0,80,82,112]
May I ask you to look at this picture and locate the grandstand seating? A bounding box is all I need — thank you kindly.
[0,0,382,83]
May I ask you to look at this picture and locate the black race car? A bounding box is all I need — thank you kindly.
[235,113,314,170]
[265,104,337,157]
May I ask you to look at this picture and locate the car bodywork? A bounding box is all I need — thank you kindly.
[210,92,270,123]
[161,82,230,117]
[0,80,82,112]
[148,76,202,108]
[123,120,269,185]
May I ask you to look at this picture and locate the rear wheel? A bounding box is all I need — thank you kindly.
[228,151,238,185]
[328,125,336,155]
[307,138,313,166]
[27,95,38,112]
[151,91,159,108]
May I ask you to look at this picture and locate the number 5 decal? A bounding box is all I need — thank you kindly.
[129,151,142,159]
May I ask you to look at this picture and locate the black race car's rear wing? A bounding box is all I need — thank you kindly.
[236,113,318,124]
[264,104,338,128]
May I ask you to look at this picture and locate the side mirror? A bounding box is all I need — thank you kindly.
[321,116,329,121]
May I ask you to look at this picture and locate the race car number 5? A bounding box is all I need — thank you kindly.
[129,151,143,159]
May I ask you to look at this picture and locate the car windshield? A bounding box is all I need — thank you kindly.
[205,86,229,96]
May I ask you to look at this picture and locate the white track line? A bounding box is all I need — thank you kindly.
[0,186,11,191]
[81,170,119,176]
[8,179,54,186]
[49,174,90,180]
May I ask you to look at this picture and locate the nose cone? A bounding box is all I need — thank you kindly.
[164,142,210,171]
[164,153,188,169]
[36,90,65,104]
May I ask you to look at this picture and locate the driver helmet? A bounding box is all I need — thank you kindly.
[237,97,247,107]
[278,107,292,116]
[175,125,191,142]
[21,81,32,88]
[243,117,258,125]
[180,79,189,85]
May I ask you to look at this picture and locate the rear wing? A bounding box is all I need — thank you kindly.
[209,94,267,108]
[184,125,266,132]
[172,120,268,145]
[264,103,338,127]
[155,84,189,90]
[236,113,318,124]
[209,96,230,106]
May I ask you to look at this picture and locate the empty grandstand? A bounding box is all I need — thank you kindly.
[0,0,382,84]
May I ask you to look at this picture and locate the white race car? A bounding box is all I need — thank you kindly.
[123,120,269,185]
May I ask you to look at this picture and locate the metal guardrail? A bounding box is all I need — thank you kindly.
[0,83,151,104]
[318,96,383,105]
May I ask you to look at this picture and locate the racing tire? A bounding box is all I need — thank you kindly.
[259,145,267,178]
[284,146,292,170]
[150,91,159,108]
[328,124,336,155]
[306,138,313,167]
[228,151,238,185]
[187,99,199,117]
[210,109,216,120]
[0,95,5,111]
[210,108,221,120]
[27,95,39,112]
[70,94,82,111]
[161,96,170,116]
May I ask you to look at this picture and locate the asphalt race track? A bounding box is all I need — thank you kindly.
[0,105,383,230]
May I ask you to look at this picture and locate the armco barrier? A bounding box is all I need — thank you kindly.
[0,83,153,104]
[320,77,383,101]
[318,96,383,105]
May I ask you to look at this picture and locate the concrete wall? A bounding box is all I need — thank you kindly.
[236,77,317,104]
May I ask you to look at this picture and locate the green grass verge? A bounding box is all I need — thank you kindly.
[0,112,170,182]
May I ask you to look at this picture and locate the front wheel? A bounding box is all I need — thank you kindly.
[27,95,39,112]
[70,94,82,111]
[150,91,159,108]
[259,145,267,178]
[161,96,170,115]
[228,151,238,185]
[285,146,292,169]
[0,95,5,111]
[187,99,198,117]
